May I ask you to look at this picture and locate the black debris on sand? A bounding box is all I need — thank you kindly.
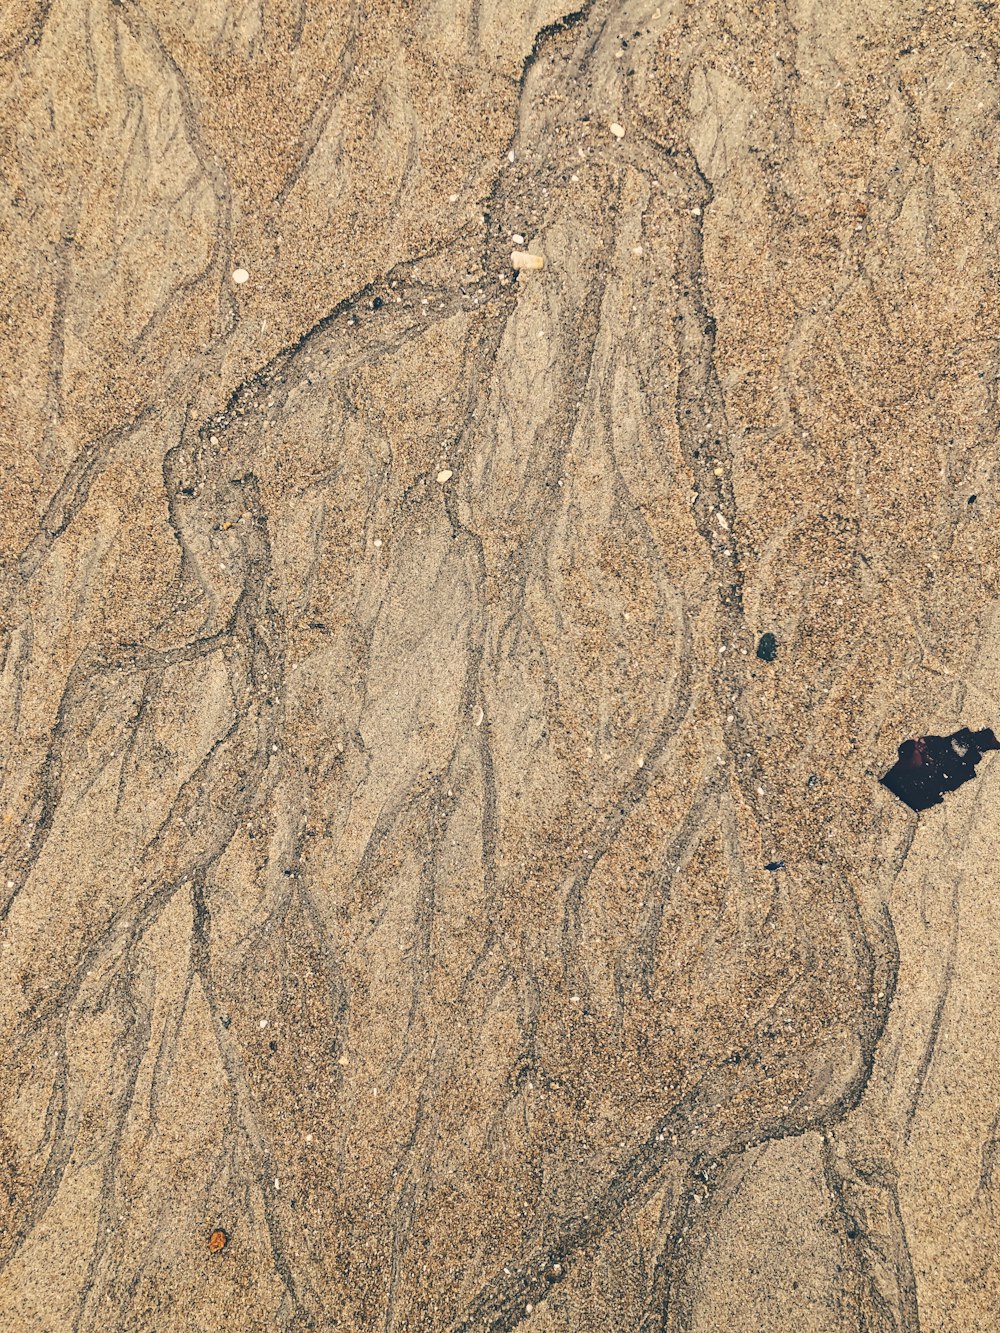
[756,633,778,662]
[880,726,999,812]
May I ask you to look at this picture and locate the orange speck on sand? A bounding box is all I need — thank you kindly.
[208,1228,229,1254]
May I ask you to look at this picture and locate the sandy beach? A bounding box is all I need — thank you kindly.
[1,1,998,1328]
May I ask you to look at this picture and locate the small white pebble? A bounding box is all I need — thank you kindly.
[305,1133,313,1143]
[448,192,459,203]
[507,149,515,162]
[232,268,249,284]
[5,879,13,888]
[511,250,544,271]
[633,244,643,256]
[338,1055,349,1067]
[610,123,626,138]
[436,469,453,484]
[373,538,382,549]
[259,1019,268,1030]
[512,233,525,245]
[474,706,485,727]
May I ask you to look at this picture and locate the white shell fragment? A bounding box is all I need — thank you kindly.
[610,123,625,138]
[232,268,249,284]
[511,250,544,271]
[436,469,453,484]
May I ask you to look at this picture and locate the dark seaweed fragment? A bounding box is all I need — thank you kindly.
[880,727,999,812]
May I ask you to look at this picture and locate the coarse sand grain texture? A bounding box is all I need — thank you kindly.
[1,1,999,1330]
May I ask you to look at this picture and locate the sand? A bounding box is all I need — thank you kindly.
[1,0,998,1328]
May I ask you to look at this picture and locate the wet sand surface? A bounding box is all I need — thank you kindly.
[1,1,999,1329]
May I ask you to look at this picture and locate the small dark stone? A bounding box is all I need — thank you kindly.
[269,1040,277,1052]
[764,860,785,872]
[372,296,383,310]
[968,494,977,504]
[756,632,778,662]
